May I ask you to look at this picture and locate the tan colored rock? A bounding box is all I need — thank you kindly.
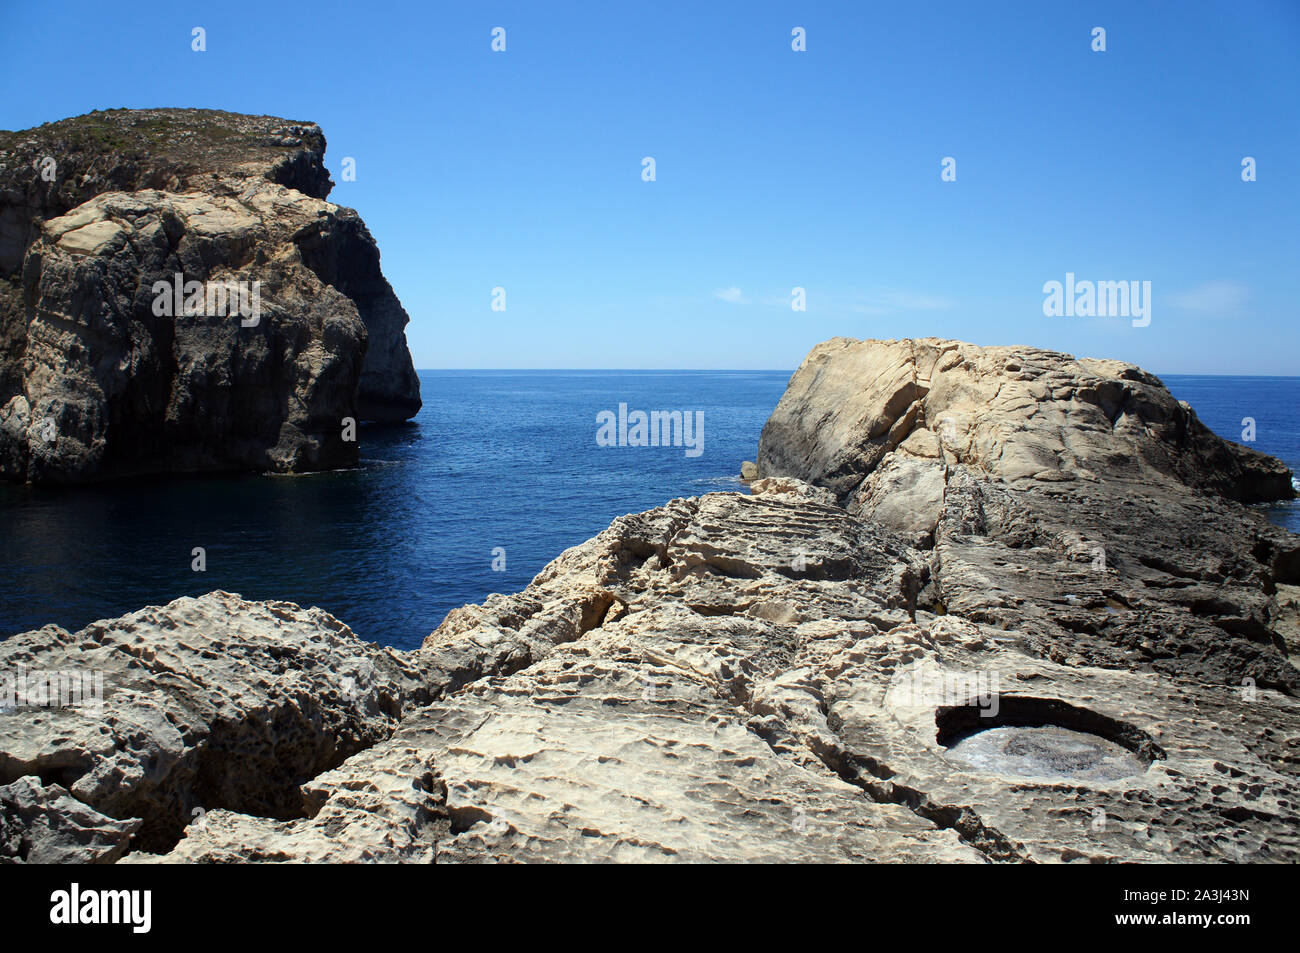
[55,219,127,255]
[846,454,947,547]
[0,591,438,853]
[3,336,1298,864]
[13,185,369,481]
[747,475,837,506]
[1,777,141,863]
[756,337,1294,504]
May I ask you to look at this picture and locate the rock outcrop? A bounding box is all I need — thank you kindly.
[2,337,1298,863]
[757,337,1293,506]
[0,109,420,483]
[0,777,141,863]
[0,592,438,859]
[756,339,1300,692]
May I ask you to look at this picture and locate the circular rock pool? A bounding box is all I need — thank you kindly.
[943,724,1149,782]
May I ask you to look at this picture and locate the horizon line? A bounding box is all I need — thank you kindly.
[412,368,1300,379]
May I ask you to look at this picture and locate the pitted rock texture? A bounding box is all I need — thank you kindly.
[0,591,438,853]
[2,338,1298,863]
[125,480,1299,864]
[0,108,420,483]
[134,491,984,863]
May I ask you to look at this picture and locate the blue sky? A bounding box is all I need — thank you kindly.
[3,1,1297,373]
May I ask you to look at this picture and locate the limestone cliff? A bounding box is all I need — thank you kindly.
[0,108,420,483]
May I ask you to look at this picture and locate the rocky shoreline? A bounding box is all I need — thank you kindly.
[2,336,1297,863]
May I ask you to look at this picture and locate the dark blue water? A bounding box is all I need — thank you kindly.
[0,371,789,649]
[1162,376,1300,533]
[1,371,1295,649]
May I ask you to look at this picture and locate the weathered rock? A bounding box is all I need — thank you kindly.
[10,187,368,480]
[757,337,1294,504]
[757,338,1300,693]
[126,475,1300,864]
[0,108,420,483]
[0,777,140,863]
[790,612,1300,862]
[125,744,444,864]
[0,109,332,279]
[0,591,438,853]
[2,337,1298,863]
[138,492,978,863]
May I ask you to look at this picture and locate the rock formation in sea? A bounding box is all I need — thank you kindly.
[2,337,1298,863]
[0,108,421,483]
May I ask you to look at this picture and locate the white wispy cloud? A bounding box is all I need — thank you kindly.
[1169,280,1250,316]
[714,286,746,304]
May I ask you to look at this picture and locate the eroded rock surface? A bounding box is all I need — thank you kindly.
[2,337,1298,863]
[0,777,140,863]
[758,337,1292,504]
[0,108,420,483]
[758,338,1300,693]
[0,591,437,854]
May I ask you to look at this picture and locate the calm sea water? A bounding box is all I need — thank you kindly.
[1162,375,1300,531]
[1,371,1296,649]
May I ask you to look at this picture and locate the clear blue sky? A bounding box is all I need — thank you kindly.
[3,1,1297,373]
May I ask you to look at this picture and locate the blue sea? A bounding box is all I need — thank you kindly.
[1,371,1296,650]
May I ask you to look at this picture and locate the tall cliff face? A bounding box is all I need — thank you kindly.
[0,108,420,483]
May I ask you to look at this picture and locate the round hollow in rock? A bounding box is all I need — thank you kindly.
[935,695,1163,781]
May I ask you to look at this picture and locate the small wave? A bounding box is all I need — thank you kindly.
[691,476,746,489]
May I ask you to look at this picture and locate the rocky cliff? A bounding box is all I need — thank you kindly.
[0,109,420,483]
[757,337,1293,508]
[2,338,1298,864]
[753,338,1300,691]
